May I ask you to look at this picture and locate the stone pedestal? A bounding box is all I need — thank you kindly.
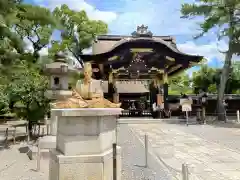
[49,108,122,180]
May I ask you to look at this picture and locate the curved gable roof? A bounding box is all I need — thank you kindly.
[80,37,203,62]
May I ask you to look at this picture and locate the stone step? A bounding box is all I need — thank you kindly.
[27,135,56,160]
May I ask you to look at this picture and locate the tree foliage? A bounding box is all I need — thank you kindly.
[0,0,24,65]
[192,65,218,93]
[191,62,240,94]
[14,4,57,61]
[169,72,192,95]
[6,61,49,121]
[0,1,108,130]
[50,4,108,66]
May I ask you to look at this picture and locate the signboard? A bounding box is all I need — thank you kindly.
[182,104,192,112]
[180,98,192,112]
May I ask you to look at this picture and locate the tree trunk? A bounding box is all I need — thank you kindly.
[26,104,33,138]
[28,120,33,138]
[217,50,233,121]
[216,6,235,122]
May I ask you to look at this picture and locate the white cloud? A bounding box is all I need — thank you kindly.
[108,0,201,36]
[24,38,48,56]
[35,0,117,23]
[178,40,227,62]
[82,47,92,54]
[178,40,240,63]
[178,40,240,76]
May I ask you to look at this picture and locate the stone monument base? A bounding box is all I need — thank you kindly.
[49,147,121,180]
[48,108,122,180]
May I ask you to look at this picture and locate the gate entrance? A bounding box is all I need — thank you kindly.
[80,25,203,118]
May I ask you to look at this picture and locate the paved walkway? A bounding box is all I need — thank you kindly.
[118,124,173,180]
[172,122,240,152]
[0,124,172,180]
[0,143,49,180]
[130,123,240,180]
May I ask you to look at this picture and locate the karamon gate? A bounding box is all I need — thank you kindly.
[80,25,203,118]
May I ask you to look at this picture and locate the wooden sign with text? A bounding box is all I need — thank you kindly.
[180,99,192,112]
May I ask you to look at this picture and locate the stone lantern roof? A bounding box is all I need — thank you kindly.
[43,52,78,75]
[55,51,67,62]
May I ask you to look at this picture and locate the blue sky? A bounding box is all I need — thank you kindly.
[25,0,234,73]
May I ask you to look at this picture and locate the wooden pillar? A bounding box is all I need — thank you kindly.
[156,74,163,108]
[108,71,114,102]
[150,77,160,118]
[163,70,169,115]
[156,76,163,119]
[99,64,104,78]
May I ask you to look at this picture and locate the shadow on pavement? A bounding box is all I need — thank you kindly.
[18,146,29,153]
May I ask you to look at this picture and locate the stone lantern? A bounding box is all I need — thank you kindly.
[43,52,78,135]
[29,53,81,169]
[43,52,77,100]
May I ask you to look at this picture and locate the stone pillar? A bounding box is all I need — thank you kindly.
[49,108,122,180]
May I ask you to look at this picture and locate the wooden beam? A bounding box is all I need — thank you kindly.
[108,56,118,61]
[167,64,182,74]
[165,56,175,62]
[130,48,153,52]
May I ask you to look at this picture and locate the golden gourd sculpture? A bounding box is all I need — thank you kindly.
[51,62,121,108]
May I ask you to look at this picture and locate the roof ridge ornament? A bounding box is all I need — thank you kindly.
[131,24,153,38]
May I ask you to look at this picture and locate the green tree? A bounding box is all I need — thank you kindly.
[192,65,217,93]
[6,61,49,136]
[227,61,240,93]
[0,0,24,65]
[14,4,57,61]
[169,72,192,95]
[192,62,240,94]
[0,1,55,132]
[50,4,108,66]
[181,0,240,121]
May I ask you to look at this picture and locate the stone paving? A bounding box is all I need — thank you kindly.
[174,122,240,151]
[0,143,49,180]
[129,123,240,180]
[2,121,240,180]
[0,124,172,180]
[118,124,173,180]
